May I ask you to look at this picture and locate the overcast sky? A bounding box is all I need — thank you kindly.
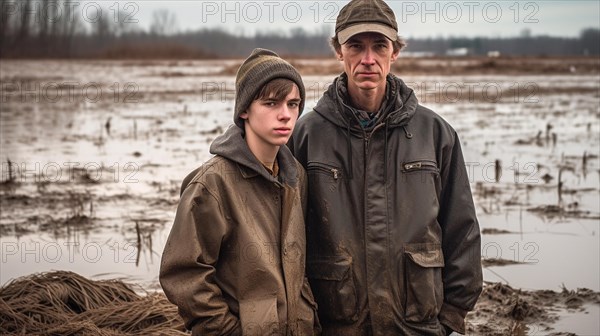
[75,1,600,38]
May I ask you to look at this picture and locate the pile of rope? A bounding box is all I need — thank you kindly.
[0,271,187,335]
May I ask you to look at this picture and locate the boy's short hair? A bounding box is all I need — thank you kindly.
[254,78,298,102]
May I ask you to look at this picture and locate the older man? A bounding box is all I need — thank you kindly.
[289,0,482,335]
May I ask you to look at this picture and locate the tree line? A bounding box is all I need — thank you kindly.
[1,1,598,59]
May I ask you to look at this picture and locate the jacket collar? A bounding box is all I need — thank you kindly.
[314,73,418,130]
[210,125,299,187]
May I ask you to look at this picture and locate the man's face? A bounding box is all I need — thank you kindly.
[241,85,301,149]
[337,32,399,92]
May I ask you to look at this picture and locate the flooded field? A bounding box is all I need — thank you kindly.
[1,59,599,334]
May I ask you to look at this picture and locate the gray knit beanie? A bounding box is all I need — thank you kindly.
[234,48,305,128]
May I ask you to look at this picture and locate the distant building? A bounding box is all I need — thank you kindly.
[446,48,469,56]
[487,51,501,58]
[402,51,436,57]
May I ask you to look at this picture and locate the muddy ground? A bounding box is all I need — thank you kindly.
[1,57,599,334]
[467,282,600,335]
[0,270,596,335]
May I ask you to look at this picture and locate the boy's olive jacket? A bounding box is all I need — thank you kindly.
[160,125,319,336]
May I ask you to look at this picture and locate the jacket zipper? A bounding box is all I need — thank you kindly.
[403,160,438,172]
[307,163,340,180]
[331,168,339,179]
[363,123,385,167]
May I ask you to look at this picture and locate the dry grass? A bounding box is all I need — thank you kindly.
[0,271,186,335]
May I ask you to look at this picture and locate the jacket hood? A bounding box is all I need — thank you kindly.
[209,125,299,186]
[309,73,419,180]
[313,73,418,131]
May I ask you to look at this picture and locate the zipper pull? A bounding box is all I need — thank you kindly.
[404,162,422,170]
[331,168,339,180]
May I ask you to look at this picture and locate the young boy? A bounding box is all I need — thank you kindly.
[160,48,319,336]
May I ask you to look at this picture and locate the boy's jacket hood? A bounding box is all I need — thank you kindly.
[209,125,299,186]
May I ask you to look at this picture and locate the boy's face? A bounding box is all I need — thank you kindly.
[241,84,301,149]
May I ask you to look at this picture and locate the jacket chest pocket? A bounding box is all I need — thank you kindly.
[307,161,342,180]
[400,159,441,198]
[402,160,439,174]
[306,256,358,323]
[403,243,444,323]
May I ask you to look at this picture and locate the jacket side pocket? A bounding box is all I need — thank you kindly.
[404,243,445,323]
[306,256,358,323]
[239,296,279,336]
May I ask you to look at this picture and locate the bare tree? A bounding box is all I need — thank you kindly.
[290,27,307,39]
[0,0,17,55]
[18,0,32,41]
[38,0,49,38]
[45,0,62,40]
[35,0,52,56]
[150,9,177,36]
[580,28,600,55]
[114,10,143,36]
[87,10,114,53]
[92,13,113,38]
